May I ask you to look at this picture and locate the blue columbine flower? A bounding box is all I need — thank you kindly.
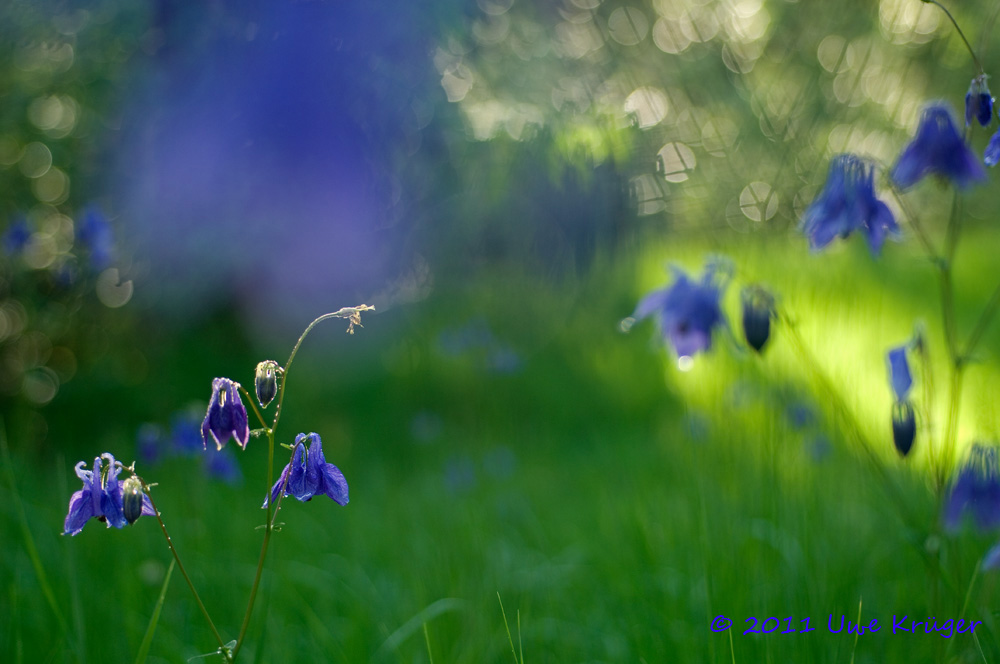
[944,444,1000,532]
[64,453,154,535]
[966,75,994,128]
[801,154,898,255]
[263,432,349,507]
[3,215,31,255]
[985,129,1000,167]
[634,263,726,358]
[201,378,250,450]
[891,104,987,189]
[76,205,115,270]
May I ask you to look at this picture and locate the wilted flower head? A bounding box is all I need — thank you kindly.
[64,453,154,535]
[201,378,250,450]
[263,433,348,507]
[801,154,898,255]
[634,262,727,358]
[944,444,1000,532]
[966,75,994,128]
[891,104,987,189]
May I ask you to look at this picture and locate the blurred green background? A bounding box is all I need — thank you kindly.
[3,0,1000,661]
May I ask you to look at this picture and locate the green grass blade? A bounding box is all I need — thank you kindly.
[133,558,175,664]
[0,421,78,661]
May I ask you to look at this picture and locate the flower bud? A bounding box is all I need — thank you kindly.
[892,401,916,457]
[122,476,145,525]
[255,360,280,408]
[741,286,775,353]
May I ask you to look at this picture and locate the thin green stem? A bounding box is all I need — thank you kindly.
[964,280,1000,359]
[779,312,921,530]
[239,385,270,433]
[271,305,373,434]
[229,429,276,662]
[939,366,966,493]
[886,181,939,262]
[936,191,964,493]
[229,305,372,662]
[926,0,984,74]
[140,481,230,660]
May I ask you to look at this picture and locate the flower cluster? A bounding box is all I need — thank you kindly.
[64,453,155,536]
[263,433,349,507]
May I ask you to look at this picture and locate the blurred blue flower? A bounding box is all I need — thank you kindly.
[137,423,167,466]
[944,445,1000,532]
[3,215,31,255]
[891,104,986,189]
[76,206,115,270]
[801,154,898,255]
[966,75,994,127]
[171,412,204,455]
[263,433,348,506]
[201,378,250,450]
[64,453,153,536]
[634,264,726,358]
[205,446,242,485]
[983,540,1000,571]
[985,129,1000,167]
[887,345,912,401]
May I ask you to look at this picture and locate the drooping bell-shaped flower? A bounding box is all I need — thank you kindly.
[887,345,916,456]
[634,263,727,359]
[263,433,349,507]
[201,378,250,450]
[944,444,1000,532]
[966,75,994,128]
[891,104,987,189]
[801,154,898,255]
[741,286,775,353]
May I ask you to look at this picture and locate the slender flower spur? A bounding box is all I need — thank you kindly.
[202,377,250,450]
[944,444,1000,532]
[801,154,898,255]
[891,103,987,189]
[64,453,154,535]
[263,433,349,507]
[634,263,726,359]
